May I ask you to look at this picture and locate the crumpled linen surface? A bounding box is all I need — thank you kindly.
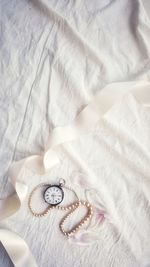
[1,0,150,266]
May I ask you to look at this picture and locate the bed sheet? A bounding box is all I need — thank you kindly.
[1,0,150,266]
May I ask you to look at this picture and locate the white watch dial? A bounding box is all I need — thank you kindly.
[44,186,64,205]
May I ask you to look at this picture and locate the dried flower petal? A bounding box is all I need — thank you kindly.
[93,207,105,224]
[85,189,105,210]
[70,171,93,188]
[68,230,99,245]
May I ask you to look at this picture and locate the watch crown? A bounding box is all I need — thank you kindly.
[59,178,66,187]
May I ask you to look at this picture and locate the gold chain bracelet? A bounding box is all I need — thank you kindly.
[28,179,93,237]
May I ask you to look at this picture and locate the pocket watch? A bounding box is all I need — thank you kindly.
[44,184,64,205]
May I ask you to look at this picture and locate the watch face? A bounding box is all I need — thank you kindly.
[44,185,64,205]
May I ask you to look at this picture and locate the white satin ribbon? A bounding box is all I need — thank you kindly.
[0,229,37,267]
[0,81,150,267]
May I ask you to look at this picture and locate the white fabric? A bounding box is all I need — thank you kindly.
[1,0,150,266]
